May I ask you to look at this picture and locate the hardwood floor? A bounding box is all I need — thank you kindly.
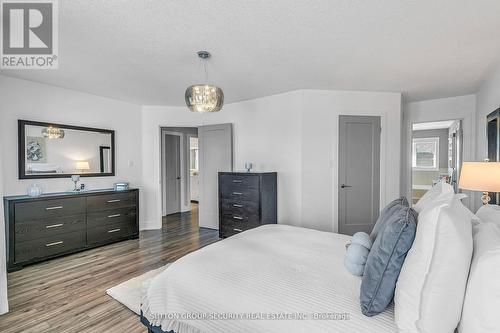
[0,204,219,333]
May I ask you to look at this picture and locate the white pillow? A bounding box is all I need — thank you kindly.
[459,221,500,333]
[395,197,473,333]
[414,181,455,213]
[476,204,500,226]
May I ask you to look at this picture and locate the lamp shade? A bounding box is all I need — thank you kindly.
[76,161,90,171]
[459,162,500,192]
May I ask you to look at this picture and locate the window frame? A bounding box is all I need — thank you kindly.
[412,137,440,171]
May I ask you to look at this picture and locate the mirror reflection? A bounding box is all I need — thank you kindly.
[20,121,114,178]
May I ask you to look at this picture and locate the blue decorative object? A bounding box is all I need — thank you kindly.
[360,204,418,316]
[344,232,372,276]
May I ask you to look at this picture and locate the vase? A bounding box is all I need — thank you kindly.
[27,184,43,197]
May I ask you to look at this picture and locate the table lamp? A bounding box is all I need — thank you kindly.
[76,161,90,174]
[459,162,500,205]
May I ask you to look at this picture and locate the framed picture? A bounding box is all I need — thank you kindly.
[26,136,46,163]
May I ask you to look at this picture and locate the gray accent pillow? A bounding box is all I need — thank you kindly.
[370,197,409,241]
[360,204,417,317]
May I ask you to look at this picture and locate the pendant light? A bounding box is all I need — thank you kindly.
[185,51,224,113]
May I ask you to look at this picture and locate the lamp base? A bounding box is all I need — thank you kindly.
[481,192,491,205]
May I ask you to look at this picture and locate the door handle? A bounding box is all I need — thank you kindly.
[176,177,181,180]
[340,184,352,188]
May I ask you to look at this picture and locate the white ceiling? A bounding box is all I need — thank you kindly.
[2,0,500,105]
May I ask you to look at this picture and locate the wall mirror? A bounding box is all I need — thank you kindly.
[19,120,115,179]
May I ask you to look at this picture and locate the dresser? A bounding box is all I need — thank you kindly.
[219,172,277,238]
[4,188,139,271]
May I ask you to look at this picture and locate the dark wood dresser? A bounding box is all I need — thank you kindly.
[4,188,139,271]
[219,172,277,238]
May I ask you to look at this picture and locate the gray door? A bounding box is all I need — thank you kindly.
[199,124,233,229]
[165,134,181,215]
[338,115,381,235]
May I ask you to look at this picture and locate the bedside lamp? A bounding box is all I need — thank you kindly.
[76,161,90,174]
[459,162,500,205]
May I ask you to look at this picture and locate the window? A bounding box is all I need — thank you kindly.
[412,137,439,170]
[189,137,199,171]
[190,148,199,171]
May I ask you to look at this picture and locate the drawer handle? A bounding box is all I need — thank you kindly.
[233,228,243,232]
[233,204,243,208]
[46,241,63,247]
[107,199,121,203]
[108,214,121,218]
[233,215,244,220]
[46,223,64,229]
[108,228,121,233]
[46,206,63,210]
[232,180,243,183]
[232,192,243,195]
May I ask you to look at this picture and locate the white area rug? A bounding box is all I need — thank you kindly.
[106,264,170,315]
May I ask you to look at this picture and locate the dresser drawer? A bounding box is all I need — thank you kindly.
[14,197,86,221]
[220,174,259,190]
[220,187,260,202]
[87,192,137,212]
[87,208,137,229]
[87,220,137,245]
[221,214,260,227]
[219,218,260,238]
[220,199,259,216]
[15,214,86,243]
[15,230,86,263]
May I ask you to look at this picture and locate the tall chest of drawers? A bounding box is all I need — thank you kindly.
[4,189,139,271]
[219,172,277,238]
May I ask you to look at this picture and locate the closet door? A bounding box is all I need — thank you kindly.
[198,124,233,229]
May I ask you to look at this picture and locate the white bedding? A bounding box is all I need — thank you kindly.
[142,224,396,333]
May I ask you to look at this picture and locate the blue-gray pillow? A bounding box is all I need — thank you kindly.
[360,205,417,316]
[370,197,409,241]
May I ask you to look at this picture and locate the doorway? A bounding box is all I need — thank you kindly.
[410,120,463,205]
[160,124,233,230]
[164,133,181,215]
[338,115,381,235]
[161,128,196,220]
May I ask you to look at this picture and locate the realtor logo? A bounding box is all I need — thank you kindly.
[1,0,58,69]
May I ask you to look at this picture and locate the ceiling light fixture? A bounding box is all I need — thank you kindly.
[185,51,224,113]
[42,126,65,139]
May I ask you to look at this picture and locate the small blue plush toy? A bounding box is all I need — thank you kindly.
[344,232,373,276]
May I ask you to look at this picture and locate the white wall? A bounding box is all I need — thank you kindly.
[475,63,500,210]
[301,90,402,232]
[141,91,304,230]
[403,95,476,207]
[0,76,143,216]
[142,90,402,232]
[476,63,500,160]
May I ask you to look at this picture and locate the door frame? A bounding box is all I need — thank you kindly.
[186,133,199,203]
[405,118,464,206]
[337,115,381,235]
[333,113,389,233]
[161,130,186,216]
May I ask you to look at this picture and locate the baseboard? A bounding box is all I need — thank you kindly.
[139,222,162,231]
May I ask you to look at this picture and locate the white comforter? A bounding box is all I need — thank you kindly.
[142,224,396,333]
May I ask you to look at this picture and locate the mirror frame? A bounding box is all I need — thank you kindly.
[18,119,115,179]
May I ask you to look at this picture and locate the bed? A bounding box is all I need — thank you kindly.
[141,224,397,333]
